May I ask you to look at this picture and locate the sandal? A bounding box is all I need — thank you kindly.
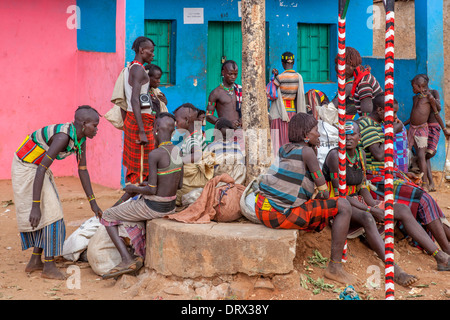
[102,257,144,280]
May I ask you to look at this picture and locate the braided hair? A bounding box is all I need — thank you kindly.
[131,36,155,54]
[288,112,318,143]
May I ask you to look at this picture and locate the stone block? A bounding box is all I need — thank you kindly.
[145,219,298,278]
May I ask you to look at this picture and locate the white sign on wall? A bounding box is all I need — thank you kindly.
[184,8,204,24]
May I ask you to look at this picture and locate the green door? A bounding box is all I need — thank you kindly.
[297,23,330,82]
[205,22,243,141]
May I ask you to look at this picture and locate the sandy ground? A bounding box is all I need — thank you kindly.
[0,175,449,302]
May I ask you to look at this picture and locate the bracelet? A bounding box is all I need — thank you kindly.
[432,249,440,257]
[32,200,41,203]
[366,206,371,213]
[45,154,54,162]
[39,163,49,170]
[78,165,87,170]
[317,184,328,191]
[147,184,157,188]
[87,195,96,202]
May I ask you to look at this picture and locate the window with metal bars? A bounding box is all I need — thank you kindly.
[144,20,176,85]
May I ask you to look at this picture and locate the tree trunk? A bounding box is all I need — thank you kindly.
[241,0,271,185]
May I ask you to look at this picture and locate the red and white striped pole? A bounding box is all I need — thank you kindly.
[338,0,349,263]
[383,0,395,300]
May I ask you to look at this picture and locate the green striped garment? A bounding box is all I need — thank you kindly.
[30,122,85,160]
[358,117,385,172]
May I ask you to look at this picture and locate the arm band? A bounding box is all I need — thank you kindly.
[78,165,87,170]
[311,170,323,180]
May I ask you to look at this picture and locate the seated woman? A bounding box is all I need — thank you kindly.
[359,94,450,260]
[255,112,356,285]
[323,121,449,280]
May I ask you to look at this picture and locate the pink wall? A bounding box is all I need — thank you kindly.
[75,0,126,188]
[0,0,125,189]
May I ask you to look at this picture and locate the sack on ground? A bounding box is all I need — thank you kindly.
[87,225,129,276]
[239,178,262,224]
[62,217,101,262]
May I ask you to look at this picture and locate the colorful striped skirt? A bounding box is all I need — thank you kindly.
[255,193,338,232]
[123,112,156,184]
[20,219,66,257]
[100,195,177,258]
[366,170,445,226]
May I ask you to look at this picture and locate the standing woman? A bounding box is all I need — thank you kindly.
[255,112,357,285]
[334,47,383,116]
[269,52,306,155]
[11,106,102,279]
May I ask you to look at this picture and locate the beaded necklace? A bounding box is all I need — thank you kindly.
[220,83,234,96]
[346,151,358,167]
[158,141,173,148]
[132,60,145,68]
[71,123,83,157]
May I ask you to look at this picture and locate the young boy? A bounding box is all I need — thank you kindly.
[174,103,207,164]
[392,100,409,173]
[101,112,183,279]
[207,118,246,184]
[405,74,450,191]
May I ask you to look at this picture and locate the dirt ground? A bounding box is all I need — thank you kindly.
[0,175,449,301]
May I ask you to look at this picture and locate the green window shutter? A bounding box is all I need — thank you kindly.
[145,20,173,84]
[297,23,330,82]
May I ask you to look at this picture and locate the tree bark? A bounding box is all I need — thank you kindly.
[241,0,271,185]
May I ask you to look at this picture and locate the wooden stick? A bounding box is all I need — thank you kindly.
[140,144,144,184]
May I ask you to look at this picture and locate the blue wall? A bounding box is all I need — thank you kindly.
[123,0,446,169]
[77,0,116,52]
[124,0,373,112]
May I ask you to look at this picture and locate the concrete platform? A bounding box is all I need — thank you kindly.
[145,219,298,278]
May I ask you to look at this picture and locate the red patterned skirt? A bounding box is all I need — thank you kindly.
[123,112,156,184]
[255,194,338,232]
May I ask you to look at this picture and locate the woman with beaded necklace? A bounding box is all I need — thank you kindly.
[255,112,357,285]
[323,120,450,276]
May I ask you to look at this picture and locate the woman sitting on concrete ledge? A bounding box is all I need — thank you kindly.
[254,112,357,285]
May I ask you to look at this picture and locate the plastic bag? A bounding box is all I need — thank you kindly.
[266,75,278,101]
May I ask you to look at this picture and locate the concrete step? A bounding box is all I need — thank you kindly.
[145,219,298,278]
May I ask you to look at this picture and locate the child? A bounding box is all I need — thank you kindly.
[207,118,246,184]
[392,100,409,173]
[174,103,206,164]
[405,74,450,191]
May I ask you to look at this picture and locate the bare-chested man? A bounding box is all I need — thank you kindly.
[206,60,244,150]
[405,74,450,190]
